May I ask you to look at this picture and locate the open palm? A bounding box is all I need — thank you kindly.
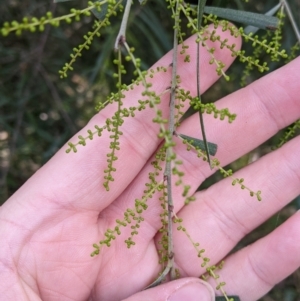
[0,26,299,301]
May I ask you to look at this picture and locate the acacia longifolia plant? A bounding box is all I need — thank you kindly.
[1,0,299,300]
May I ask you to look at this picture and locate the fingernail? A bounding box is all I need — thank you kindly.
[168,281,214,301]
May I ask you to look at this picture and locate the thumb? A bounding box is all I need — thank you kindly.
[122,278,215,301]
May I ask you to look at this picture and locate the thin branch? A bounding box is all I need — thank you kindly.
[164,0,182,282]
[164,29,177,285]
[114,0,132,50]
[281,0,300,44]
[196,0,212,168]
[144,0,180,288]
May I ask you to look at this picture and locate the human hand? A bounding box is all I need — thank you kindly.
[0,26,299,301]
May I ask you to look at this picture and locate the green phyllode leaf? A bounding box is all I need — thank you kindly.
[54,0,76,3]
[91,0,126,20]
[177,133,218,156]
[216,296,241,301]
[91,0,108,20]
[203,6,279,30]
[138,0,148,4]
[244,3,281,34]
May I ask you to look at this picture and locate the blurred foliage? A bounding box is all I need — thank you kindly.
[0,0,299,299]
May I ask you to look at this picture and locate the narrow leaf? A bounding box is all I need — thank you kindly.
[54,0,75,3]
[216,296,241,301]
[92,0,126,20]
[91,1,108,20]
[178,133,218,156]
[197,0,207,28]
[204,6,279,30]
[244,3,281,34]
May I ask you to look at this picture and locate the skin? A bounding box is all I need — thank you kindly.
[0,25,299,301]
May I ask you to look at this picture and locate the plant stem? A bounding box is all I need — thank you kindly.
[145,0,180,288]
[164,0,182,282]
[281,0,300,44]
[114,0,132,50]
[197,0,211,168]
